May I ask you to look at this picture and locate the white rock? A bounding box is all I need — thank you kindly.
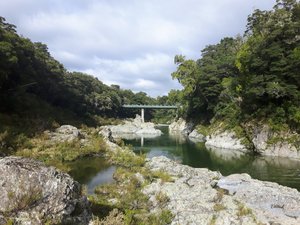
[188,129,206,142]
[205,131,248,152]
[0,156,91,224]
[169,118,193,135]
[218,173,300,225]
[99,115,162,138]
[252,124,300,159]
[145,156,300,225]
[46,125,81,142]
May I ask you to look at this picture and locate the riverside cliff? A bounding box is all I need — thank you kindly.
[169,119,300,160]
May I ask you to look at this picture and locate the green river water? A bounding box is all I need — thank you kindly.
[69,126,300,193]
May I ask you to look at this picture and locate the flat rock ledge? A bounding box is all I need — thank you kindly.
[0,156,91,225]
[144,156,300,225]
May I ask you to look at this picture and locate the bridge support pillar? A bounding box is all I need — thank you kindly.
[141,108,145,123]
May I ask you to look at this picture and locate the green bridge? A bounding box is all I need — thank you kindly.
[122,105,178,122]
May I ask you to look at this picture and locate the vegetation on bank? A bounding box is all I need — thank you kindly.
[89,146,174,225]
[0,17,175,223]
[14,127,106,171]
[0,16,176,155]
[167,0,300,143]
[1,120,174,224]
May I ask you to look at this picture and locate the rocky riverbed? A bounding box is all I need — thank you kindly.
[145,156,300,225]
[1,123,300,225]
[98,136,300,225]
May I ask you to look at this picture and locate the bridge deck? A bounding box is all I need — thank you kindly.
[122,104,177,109]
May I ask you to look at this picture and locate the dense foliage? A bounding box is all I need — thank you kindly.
[0,17,163,153]
[0,16,159,128]
[171,0,300,130]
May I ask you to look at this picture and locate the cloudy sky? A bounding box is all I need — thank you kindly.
[0,0,275,96]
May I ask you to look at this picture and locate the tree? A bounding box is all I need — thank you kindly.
[236,0,300,119]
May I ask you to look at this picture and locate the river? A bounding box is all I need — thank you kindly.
[70,126,300,192]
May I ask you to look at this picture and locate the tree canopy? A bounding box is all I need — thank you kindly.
[170,0,300,130]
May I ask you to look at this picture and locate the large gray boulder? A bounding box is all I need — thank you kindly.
[205,130,248,152]
[45,125,82,143]
[188,129,206,142]
[0,157,91,225]
[252,124,300,159]
[169,118,193,135]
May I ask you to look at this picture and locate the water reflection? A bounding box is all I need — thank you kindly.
[65,127,300,192]
[124,127,300,190]
[65,157,115,194]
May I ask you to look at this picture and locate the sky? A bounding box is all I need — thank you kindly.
[0,0,275,97]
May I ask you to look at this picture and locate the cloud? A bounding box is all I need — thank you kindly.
[0,0,275,96]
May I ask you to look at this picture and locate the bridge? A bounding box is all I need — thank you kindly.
[122,104,178,122]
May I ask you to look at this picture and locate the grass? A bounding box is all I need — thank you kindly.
[213,188,226,203]
[3,184,43,223]
[236,202,253,217]
[107,147,146,168]
[1,109,174,224]
[213,203,226,212]
[90,143,174,225]
[151,170,174,183]
[14,128,107,171]
[155,191,170,207]
[196,124,211,136]
[209,214,217,225]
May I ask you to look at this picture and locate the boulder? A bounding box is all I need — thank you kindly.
[169,118,193,135]
[136,128,162,135]
[205,131,248,152]
[0,156,91,225]
[252,124,300,159]
[45,125,82,143]
[188,129,206,142]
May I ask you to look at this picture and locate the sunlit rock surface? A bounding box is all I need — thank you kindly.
[205,131,248,152]
[100,115,162,138]
[252,124,300,159]
[169,118,193,135]
[45,125,83,143]
[145,156,300,225]
[0,156,91,225]
[188,129,206,142]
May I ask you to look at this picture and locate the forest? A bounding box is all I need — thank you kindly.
[0,0,299,152]
[0,16,162,129]
[170,0,300,133]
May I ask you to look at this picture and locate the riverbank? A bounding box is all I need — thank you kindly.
[1,123,300,224]
[96,136,300,225]
[169,119,300,160]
